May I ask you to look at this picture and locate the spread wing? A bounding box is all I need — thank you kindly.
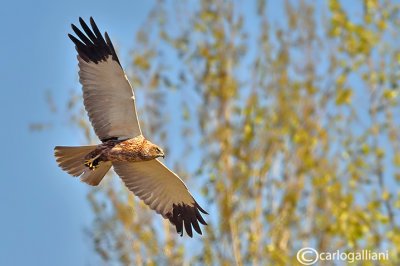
[68,17,141,141]
[112,160,208,237]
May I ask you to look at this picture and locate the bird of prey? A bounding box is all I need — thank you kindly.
[54,17,207,237]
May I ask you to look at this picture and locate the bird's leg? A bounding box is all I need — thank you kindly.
[84,153,102,170]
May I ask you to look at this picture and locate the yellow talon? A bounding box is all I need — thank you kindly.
[84,154,101,170]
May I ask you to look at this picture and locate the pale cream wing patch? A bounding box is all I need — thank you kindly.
[78,56,141,141]
[112,159,208,237]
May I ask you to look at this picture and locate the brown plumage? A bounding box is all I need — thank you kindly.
[54,17,207,237]
[82,135,164,168]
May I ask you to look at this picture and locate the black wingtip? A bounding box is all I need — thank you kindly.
[79,17,85,25]
[104,31,120,64]
[196,201,209,215]
[167,202,208,237]
[184,220,193,237]
[79,17,86,24]
[68,17,121,65]
[191,218,202,235]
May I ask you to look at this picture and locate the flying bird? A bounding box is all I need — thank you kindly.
[54,17,207,237]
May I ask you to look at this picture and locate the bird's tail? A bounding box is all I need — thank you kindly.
[54,145,112,186]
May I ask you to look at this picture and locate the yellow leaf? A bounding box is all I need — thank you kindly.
[377,212,389,224]
[376,148,385,158]
[329,0,341,10]
[293,129,308,144]
[336,89,353,105]
[377,19,387,30]
[382,190,390,201]
[336,74,346,85]
[395,173,400,182]
[383,90,398,99]
[133,55,150,70]
[364,14,372,24]
[362,143,370,154]
[366,0,378,9]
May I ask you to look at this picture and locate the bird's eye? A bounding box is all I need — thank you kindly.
[155,147,160,153]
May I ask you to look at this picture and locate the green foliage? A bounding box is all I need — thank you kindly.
[66,0,400,265]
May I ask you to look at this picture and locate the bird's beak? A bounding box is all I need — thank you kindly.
[162,154,165,159]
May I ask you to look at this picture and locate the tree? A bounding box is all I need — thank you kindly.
[57,0,400,265]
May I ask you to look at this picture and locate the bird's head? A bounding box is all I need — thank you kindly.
[149,144,165,159]
[140,138,165,160]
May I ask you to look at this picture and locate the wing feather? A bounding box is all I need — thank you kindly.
[69,17,141,141]
[112,160,207,237]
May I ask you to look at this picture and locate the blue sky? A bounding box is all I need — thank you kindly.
[0,1,153,265]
